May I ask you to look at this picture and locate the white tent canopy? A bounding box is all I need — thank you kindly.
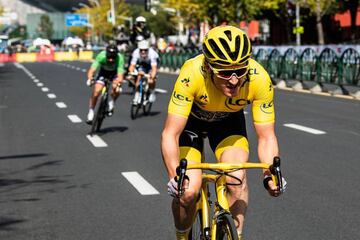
[63,37,84,46]
[33,38,51,46]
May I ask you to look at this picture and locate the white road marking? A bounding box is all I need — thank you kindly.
[33,79,39,83]
[36,83,44,87]
[41,87,49,92]
[76,67,81,70]
[284,123,326,135]
[155,88,167,94]
[67,115,82,123]
[82,69,87,72]
[86,134,108,147]
[47,93,56,99]
[122,172,160,195]
[55,102,67,108]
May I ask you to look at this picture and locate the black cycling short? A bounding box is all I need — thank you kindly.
[96,68,117,81]
[179,110,249,162]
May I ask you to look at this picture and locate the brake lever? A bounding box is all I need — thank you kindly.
[176,159,188,196]
[270,157,284,193]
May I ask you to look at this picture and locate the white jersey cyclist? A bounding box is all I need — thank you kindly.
[130,42,159,73]
[128,40,159,104]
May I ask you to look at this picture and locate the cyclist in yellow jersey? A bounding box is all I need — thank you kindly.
[161,26,286,240]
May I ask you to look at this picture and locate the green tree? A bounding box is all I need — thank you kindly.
[129,4,176,37]
[298,0,338,44]
[37,14,54,39]
[74,0,129,42]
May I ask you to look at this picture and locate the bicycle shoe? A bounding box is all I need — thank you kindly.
[107,109,114,117]
[86,110,94,124]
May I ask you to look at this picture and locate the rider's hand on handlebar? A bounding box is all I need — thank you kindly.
[86,78,94,87]
[167,177,189,198]
[263,175,287,197]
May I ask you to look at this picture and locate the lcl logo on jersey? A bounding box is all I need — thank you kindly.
[171,91,192,106]
[249,68,259,75]
[225,98,250,110]
[260,101,273,114]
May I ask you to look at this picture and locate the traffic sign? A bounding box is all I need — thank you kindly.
[65,14,89,27]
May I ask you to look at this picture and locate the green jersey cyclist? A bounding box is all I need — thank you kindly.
[86,44,125,124]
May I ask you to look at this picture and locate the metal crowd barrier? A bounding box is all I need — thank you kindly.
[158,47,360,93]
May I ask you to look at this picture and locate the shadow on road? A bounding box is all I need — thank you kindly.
[0,153,48,161]
[0,217,27,231]
[97,126,129,135]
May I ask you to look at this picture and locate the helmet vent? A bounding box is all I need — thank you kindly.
[224,30,232,41]
[241,35,250,59]
[219,36,240,61]
[208,39,226,60]
[202,44,215,59]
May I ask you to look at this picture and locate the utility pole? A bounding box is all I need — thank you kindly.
[295,2,301,46]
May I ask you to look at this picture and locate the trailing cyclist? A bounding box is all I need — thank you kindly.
[160,25,287,240]
[128,39,159,105]
[86,44,125,124]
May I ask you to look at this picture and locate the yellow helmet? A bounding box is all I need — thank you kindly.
[202,26,252,69]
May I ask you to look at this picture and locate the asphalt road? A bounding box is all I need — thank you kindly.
[0,61,359,240]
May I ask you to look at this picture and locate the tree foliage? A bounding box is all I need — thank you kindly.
[162,0,287,26]
[72,0,129,40]
[37,15,54,39]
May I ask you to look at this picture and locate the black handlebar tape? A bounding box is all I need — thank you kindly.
[177,159,188,196]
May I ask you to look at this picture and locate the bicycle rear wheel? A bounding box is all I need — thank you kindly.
[215,213,238,240]
[142,95,152,116]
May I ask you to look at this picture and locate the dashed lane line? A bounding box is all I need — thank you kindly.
[47,93,56,99]
[36,83,44,87]
[86,134,108,147]
[155,88,168,94]
[122,172,160,195]
[41,87,49,92]
[283,123,326,135]
[67,115,82,123]
[55,102,67,108]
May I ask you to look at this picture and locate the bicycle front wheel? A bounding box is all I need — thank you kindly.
[91,97,106,134]
[189,210,204,240]
[215,213,238,240]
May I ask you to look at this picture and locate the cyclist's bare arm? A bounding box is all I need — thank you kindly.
[114,73,124,83]
[254,122,280,194]
[87,67,97,80]
[128,63,136,73]
[161,113,188,179]
[150,64,157,82]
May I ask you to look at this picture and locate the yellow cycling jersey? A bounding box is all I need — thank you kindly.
[168,54,275,124]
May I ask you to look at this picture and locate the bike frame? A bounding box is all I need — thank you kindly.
[185,161,277,240]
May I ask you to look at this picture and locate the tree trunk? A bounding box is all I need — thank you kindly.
[348,0,358,41]
[316,0,324,45]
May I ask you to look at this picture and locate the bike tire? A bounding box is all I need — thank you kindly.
[189,210,204,240]
[130,103,140,120]
[142,101,152,116]
[215,212,238,240]
[91,97,106,134]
